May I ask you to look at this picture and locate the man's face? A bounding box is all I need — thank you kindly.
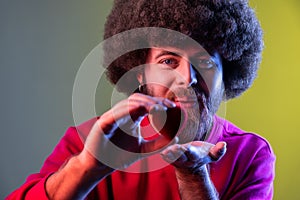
[138,46,224,142]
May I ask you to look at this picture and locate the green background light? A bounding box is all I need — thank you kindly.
[227,1,300,199]
[0,0,299,199]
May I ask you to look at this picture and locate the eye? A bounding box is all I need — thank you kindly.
[161,58,176,64]
[196,59,216,69]
[159,58,179,68]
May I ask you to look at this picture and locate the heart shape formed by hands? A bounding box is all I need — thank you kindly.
[149,106,187,140]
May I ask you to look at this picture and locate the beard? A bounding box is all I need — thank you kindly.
[144,85,223,143]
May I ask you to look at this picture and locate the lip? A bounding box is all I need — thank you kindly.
[175,98,198,102]
[174,98,198,107]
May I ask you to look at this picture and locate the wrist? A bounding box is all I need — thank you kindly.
[77,149,115,178]
[175,165,218,200]
[175,165,208,179]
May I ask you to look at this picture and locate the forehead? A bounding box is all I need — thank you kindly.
[147,45,212,59]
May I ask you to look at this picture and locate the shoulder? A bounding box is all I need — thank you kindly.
[72,116,100,142]
[214,115,274,156]
[52,117,100,153]
[210,116,275,198]
[208,116,276,199]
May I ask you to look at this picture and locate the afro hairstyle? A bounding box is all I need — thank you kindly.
[103,0,264,99]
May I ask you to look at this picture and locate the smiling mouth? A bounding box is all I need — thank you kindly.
[174,98,199,107]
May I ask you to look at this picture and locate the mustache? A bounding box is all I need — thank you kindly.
[166,87,208,105]
[166,87,212,143]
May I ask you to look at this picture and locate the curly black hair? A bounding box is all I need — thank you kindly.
[103,0,263,99]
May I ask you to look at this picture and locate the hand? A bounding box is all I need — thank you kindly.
[160,141,226,171]
[83,93,178,170]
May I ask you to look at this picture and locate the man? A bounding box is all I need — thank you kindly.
[7,0,275,199]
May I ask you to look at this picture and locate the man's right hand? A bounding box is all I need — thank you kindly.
[82,93,178,170]
[45,93,177,200]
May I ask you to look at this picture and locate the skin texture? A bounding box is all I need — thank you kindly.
[139,47,224,141]
[139,47,227,199]
[46,94,178,199]
[45,47,227,199]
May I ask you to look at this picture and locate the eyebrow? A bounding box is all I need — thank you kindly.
[154,51,181,59]
[154,50,211,60]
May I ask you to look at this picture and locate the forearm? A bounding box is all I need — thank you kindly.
[45,150,114,200]
[175,166,218,200]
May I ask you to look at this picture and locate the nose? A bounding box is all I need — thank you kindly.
[176,61,197,87]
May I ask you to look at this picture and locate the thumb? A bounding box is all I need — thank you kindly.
[209,141,227,162]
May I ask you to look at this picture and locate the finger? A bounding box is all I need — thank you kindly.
[126,100,152,121]
[175,142,213,168]
[111,94,176,124]
[160,143,186,163]
[183,141,214,160]
[172,155,189,167]
[96,110,119,134]
[208,141,227,161]
[185,145,203,162]
[159,97,176,108]
[110,98,155,123]
[129,93,176,109]
[127,98,166,121]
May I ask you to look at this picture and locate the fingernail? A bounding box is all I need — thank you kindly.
[163,99,176,108]
[151,104,167,112]
[159,104,168,111]
[218,146,226,155]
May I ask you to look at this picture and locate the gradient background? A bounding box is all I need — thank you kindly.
[0,0,299,199]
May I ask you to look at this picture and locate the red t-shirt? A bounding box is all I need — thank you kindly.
[6,116,275,199]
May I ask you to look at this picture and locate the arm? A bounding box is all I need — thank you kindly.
[175,166,218,200]
[47,94,178,199]
[6,127,115,200]
[45,149,114,199]
[164,134,275,200]
[7,93,177,200]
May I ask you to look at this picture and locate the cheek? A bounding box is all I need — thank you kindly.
[199,67,223,95]
[147,79,174,97]
[144,66,175,93]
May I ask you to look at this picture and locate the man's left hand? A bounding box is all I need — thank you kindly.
[160,141,226,171]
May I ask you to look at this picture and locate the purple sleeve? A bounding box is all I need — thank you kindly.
[230,141,275,200]
[217,130,276,200]
[211,116,276,200]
